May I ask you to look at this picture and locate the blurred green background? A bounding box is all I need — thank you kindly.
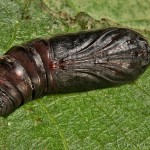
[0,0,150,149]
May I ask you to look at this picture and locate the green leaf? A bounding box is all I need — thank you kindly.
[0,0,150,149]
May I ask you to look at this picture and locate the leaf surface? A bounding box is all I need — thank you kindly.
[0,0,150,149]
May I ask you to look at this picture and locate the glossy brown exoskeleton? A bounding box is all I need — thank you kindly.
[0,27,150,116]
